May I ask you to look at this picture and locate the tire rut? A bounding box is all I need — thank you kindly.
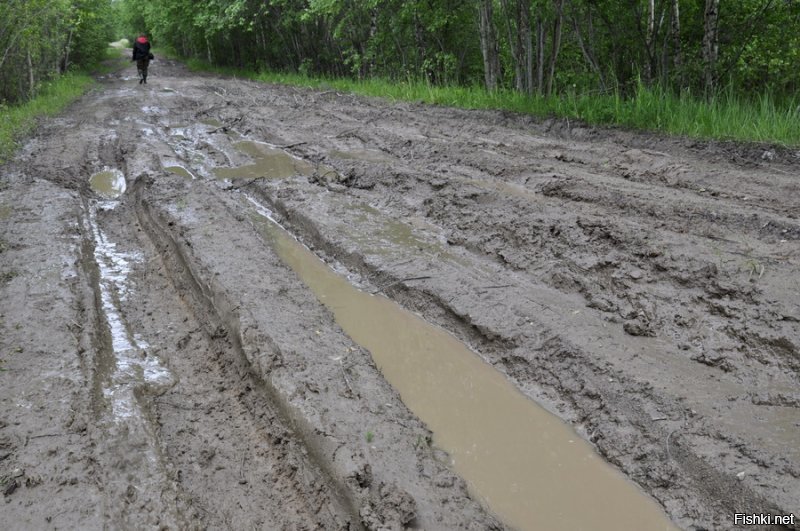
[128,181,358,529]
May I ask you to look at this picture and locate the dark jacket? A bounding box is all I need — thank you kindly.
[132,37,151,61]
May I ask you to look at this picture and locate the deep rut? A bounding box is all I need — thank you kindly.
[129,180,356,529]
[77,178,357,527]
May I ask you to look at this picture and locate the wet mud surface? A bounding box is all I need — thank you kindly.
[1,56,798,529]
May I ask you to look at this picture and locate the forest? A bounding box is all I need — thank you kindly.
[2,1,800,129]
[0,0,114,104]
[119,0,800,99]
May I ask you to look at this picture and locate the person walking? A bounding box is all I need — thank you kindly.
[132,34,153,84]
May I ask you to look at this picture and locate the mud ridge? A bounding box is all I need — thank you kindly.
[135,170,504,530]
[247,183,793,530]
[132,178,361,528]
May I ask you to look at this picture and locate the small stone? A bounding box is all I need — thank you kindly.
[736,471,746,480]
[627,269,643,280]
[623,319,653,337]
[11,468,23,478]
[3,479,17,496]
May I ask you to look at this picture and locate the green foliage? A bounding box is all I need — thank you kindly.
[119,0,800,102]
[0,0,115,105]
[70,0,116,68]
[3,0,797,151]
[185,57,800,146]
[0,73,93,163]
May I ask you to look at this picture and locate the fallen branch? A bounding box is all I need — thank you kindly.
[208,116,244,134]
[28,433,68,440]
[339,360,354,397]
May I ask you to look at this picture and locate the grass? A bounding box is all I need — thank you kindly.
[0,45,130,164]
[183,57,800,147]
[0,73,93,163]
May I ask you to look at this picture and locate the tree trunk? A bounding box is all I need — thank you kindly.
[546,0,564,96]
[500,0,533,93]
[478,0,501,91]
[645,0,655,82]
[567,0,606,91]
[536,15,545,93]
[367,7,378,76]
[499,0,523,91]
[702,0,720,94]
[671,0,683,88]
[60,28,73,73]
[519,0,533,94]
[26,47,35,99]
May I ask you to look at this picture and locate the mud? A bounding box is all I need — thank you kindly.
[249,203,676,531]
[1,53,798,530]
[213,141,314,180]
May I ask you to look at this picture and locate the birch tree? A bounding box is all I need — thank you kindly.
[702,0,720,93]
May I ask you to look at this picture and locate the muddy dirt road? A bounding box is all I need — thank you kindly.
[1,57,798,530]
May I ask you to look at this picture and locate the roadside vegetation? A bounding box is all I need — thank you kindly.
[0,74,94,163]
[121,0,800,147]
[4,1,800,152]
[0,0,120,163]
[184,58,800,146]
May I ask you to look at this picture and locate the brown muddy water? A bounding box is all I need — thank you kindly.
[214,141,314,180]
[89,169,126,199]
[248,199,677,531]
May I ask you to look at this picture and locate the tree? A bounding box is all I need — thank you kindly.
[478,0,501,90]
[112,0,800,102]
[702,0,720,93]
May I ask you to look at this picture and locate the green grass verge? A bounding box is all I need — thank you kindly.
[0,45,132,164]
[0,73,94,164]
[183,57,800,147]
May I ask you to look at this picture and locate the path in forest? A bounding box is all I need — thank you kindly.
[1,57,798,530]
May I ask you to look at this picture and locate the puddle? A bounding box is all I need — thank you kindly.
[90,169,127,199]
[214,141,313,180]
[165,166,194,179]
[86,204,173,422]
[247,196,676,531]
